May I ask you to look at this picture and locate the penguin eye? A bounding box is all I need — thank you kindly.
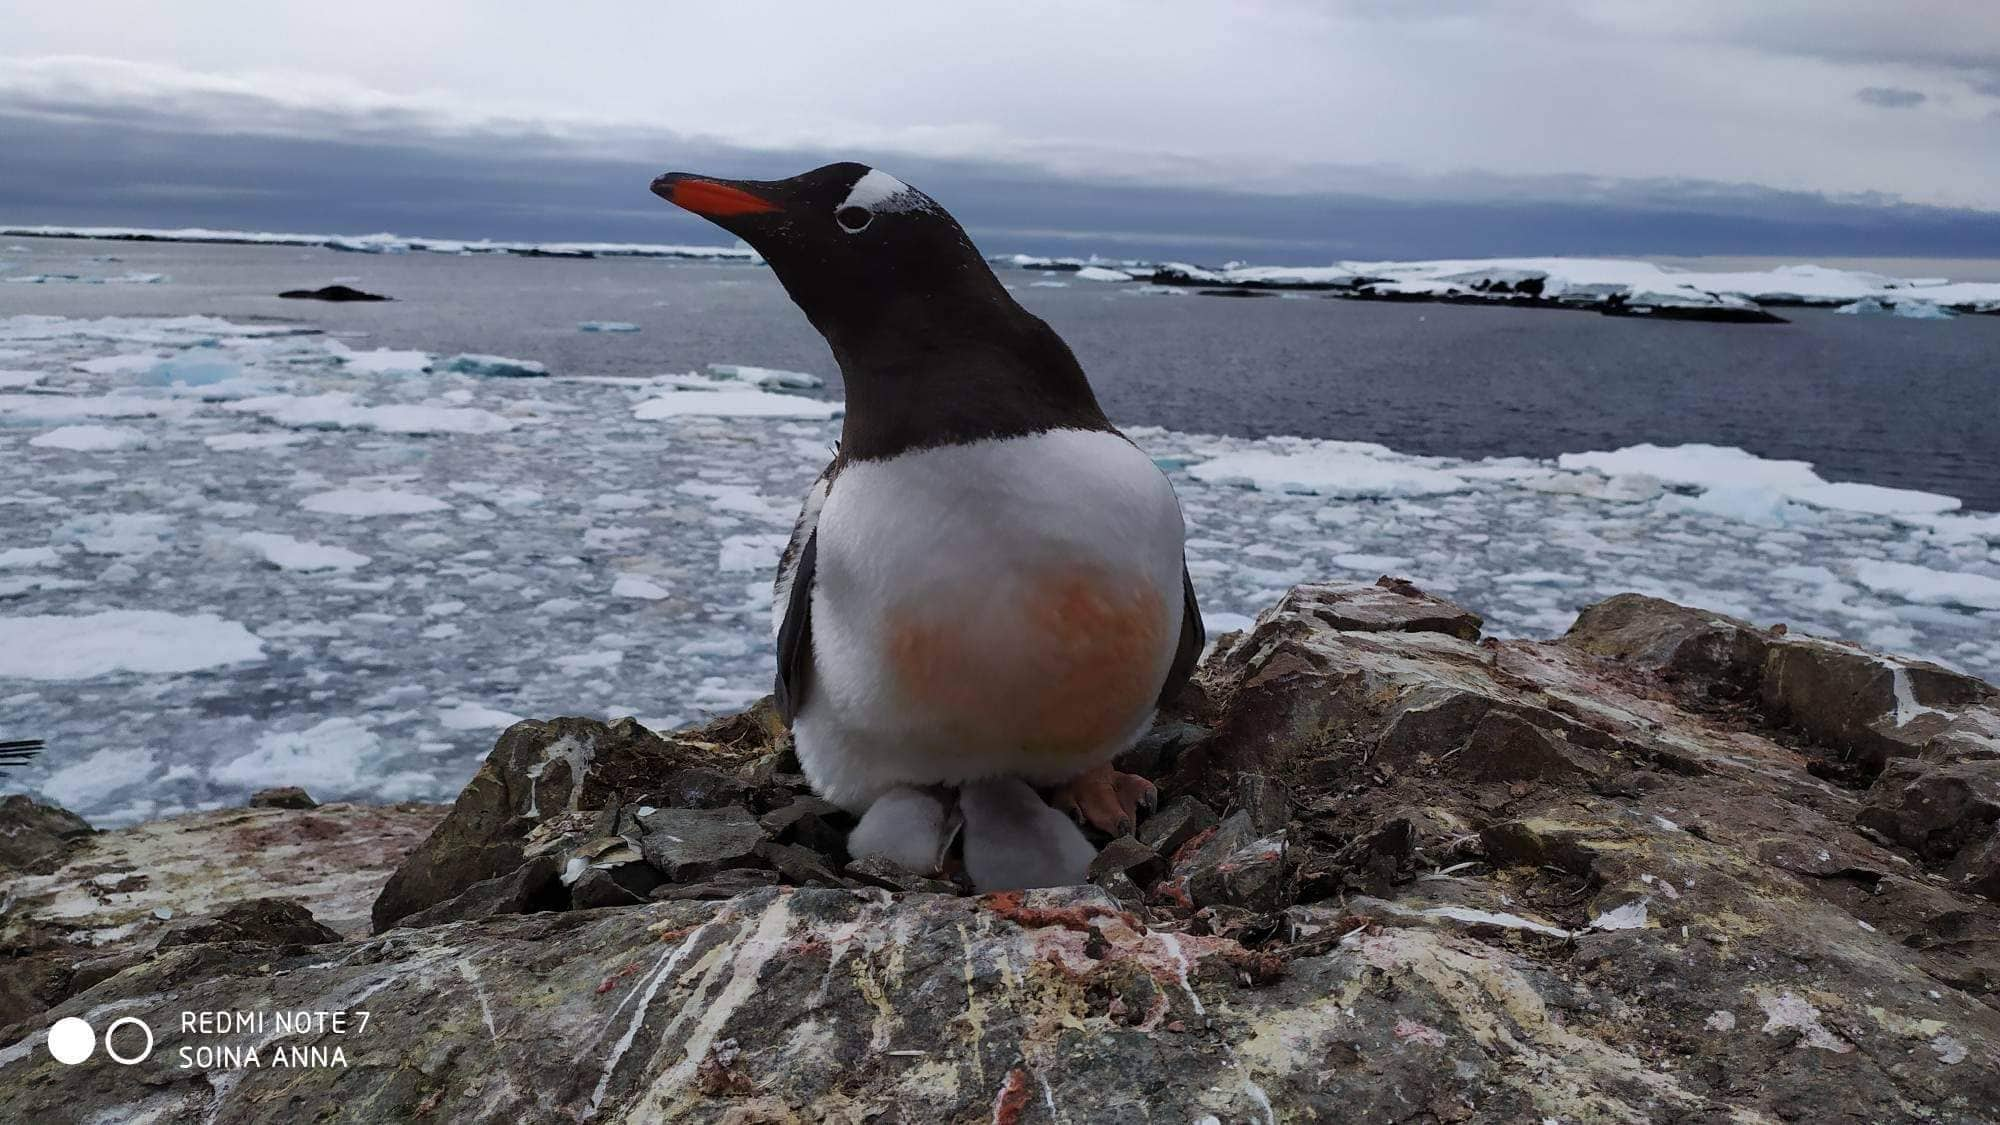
[836,205,873,233]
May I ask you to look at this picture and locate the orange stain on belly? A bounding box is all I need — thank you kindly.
[887,569,1168,759]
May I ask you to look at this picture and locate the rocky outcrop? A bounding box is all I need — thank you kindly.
[4,582,1997,1123]
[277,284,391,302]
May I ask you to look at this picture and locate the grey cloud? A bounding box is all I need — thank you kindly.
[1855,86,1928,108]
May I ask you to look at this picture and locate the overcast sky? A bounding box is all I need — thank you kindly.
[4,1,1999,260]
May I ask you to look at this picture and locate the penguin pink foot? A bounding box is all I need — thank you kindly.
[959,777,1096,892]
[847,786,957,875]
[1050,764,1157,836]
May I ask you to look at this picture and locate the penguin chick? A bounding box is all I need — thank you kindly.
[846,785,956,874]
[958,777,1096,892]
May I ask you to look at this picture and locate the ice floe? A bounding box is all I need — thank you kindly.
[237,532,371,573]
[299,488,451,517]
[28,424,147,451]
[579,321,641,333]
[634,387,843,420]
[0,311,1991,826]
[439,353,549,378]
[0,610,264,680]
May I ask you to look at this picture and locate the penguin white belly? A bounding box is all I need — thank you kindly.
[795,427,1185,810]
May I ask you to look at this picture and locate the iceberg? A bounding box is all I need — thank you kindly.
[704,363,824,392]
[1074,266,1134,282]
[1834,297,1954,320]
[142,347,241,387]
[440,353,549,378]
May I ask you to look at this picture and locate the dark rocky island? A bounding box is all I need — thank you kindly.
[3,580,1996,1122]
[277,284,392,302]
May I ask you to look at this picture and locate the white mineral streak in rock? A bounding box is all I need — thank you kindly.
[1756,990,1854,1053]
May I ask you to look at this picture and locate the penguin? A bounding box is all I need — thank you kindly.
[652,163,1203,890]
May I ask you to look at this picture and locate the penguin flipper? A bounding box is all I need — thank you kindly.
[773,460,836,725]
[1157,561,1205,707]
[959,777,1096,892]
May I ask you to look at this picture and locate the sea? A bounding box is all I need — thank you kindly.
[2,234,1996,825]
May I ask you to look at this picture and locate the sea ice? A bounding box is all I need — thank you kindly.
[634,389,843,420]
[0,369,44,389]
[0,610,264,680]
[204,432,310,451]
[40,746,158,809]
[1849,560,2000,612]
[225,393,517,435]
[142,348,241,387]
[210,718,384,793]
[437,702,525,731]
[237,531,371,572]
[612,574,672,600]
[1189,444,1469,498]
[705,363,825,392]
[328,341,433,375]
[440,353,550,378]
[299,488,451,517]
[578,321,641,332]
[28,424,147,451]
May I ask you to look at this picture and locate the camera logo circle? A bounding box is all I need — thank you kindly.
[46,1016,153,1065]
[104,1017,155,1065]
[47,1017,93,1065]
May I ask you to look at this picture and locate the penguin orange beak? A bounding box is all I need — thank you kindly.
[651,173,780,218]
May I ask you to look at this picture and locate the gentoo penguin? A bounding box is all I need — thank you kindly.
[652,163,1203,890]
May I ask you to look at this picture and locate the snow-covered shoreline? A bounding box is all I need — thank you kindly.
[1016,255,2000,319]
[2,312,1996,827]
[1,224,759,262]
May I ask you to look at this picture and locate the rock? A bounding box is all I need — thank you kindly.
[248,785,318,809]
[277,284,390,301]
[1265,577,1484,641]
[1171,811,1294,912]
[1229,772,1292,833]
[14,584,2000,1123]
[1454,709,1607,783]
[0,794,92,874]
[636,805,768,882]
[1135,794,1218,858]
[1761,634,1993,771]
[399,854,566,928]
[0,801,435,1028]
[372,710,782,931]
[843,855,957,894]
[1088,835,1167,888]
[754,840,846,887]
[1563,593,1770,698]
[154,897,342,950]
[560,837,662,909]
[757,794,849,855]
[650,868,780,900]
[1859,759,2000,895]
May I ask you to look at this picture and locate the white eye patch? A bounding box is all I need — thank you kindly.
[839,169,922,214]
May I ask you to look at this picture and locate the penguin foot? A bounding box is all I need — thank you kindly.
[847,786,958,874]
[1049,764,1157,836]
[959,777,1096,892]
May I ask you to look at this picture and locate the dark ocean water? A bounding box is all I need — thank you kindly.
[6,235,1998,510]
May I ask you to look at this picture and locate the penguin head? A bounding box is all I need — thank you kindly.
[651,162,1002,339]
